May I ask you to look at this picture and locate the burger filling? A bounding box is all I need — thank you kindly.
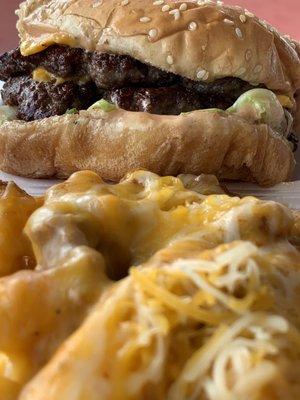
[0,45,297,150]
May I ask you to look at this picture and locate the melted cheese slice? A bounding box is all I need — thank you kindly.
[20,34,77,57]
[277,94,294,109]
[32,68,90,85]
[32,68,67,85]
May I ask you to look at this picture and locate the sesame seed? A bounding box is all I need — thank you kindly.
[254,65,263,74]
[239,14,246,23]
[196,69,207,79]
[224,19,234,25]
[162,4,170,11]
[92,0,102,8]
[139,16,151,22]
[235,27,243,38]
[153,0,164,4]
[179,3,188,11]
[169,9,181,20]
[245,49,252,61]
[188,21,198,31]
[197,0,203,5]
[291,42,296,49]
[245,10,254,18]
[167,55,174,65]
[148,28,158,39]
[121,0,129,5]
[217,1,223,5]
[175,11,181,20]
[201,44,207,51]
[258,19,267,29]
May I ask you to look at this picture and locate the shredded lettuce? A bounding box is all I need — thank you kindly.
[65,108,79,115]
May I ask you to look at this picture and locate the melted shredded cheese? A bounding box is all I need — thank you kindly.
[0,171,298,399]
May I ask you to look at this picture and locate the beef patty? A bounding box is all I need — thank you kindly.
[105,87,206,115]
[0,45,272,120]
[3,76,98,121]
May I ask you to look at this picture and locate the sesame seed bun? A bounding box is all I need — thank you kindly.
[0,108,294,186]
[17,0,300,97]
[0,0,297,185]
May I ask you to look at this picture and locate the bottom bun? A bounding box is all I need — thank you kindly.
[0,108,295,186]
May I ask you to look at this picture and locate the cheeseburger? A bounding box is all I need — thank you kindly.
[0,0,299,185]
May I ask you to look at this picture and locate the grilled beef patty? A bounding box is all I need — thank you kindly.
[2,76,98,121]
[105,87,206,115]
[0,46,85,81]
[0,45,263,121]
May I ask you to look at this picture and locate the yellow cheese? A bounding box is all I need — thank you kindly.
[276,94,294,109]
[32,68,90,85]
[20,34,77,56]
[32,68,66,85]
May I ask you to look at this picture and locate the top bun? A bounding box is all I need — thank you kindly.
[17,0,300,98]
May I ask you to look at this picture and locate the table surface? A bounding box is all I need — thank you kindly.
[0,0,299,52]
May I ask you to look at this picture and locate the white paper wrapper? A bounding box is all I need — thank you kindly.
[1,81,299,208]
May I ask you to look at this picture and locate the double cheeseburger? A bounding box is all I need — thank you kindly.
[0,0,299,185]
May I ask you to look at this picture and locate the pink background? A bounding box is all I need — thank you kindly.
[0,0,299,52]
